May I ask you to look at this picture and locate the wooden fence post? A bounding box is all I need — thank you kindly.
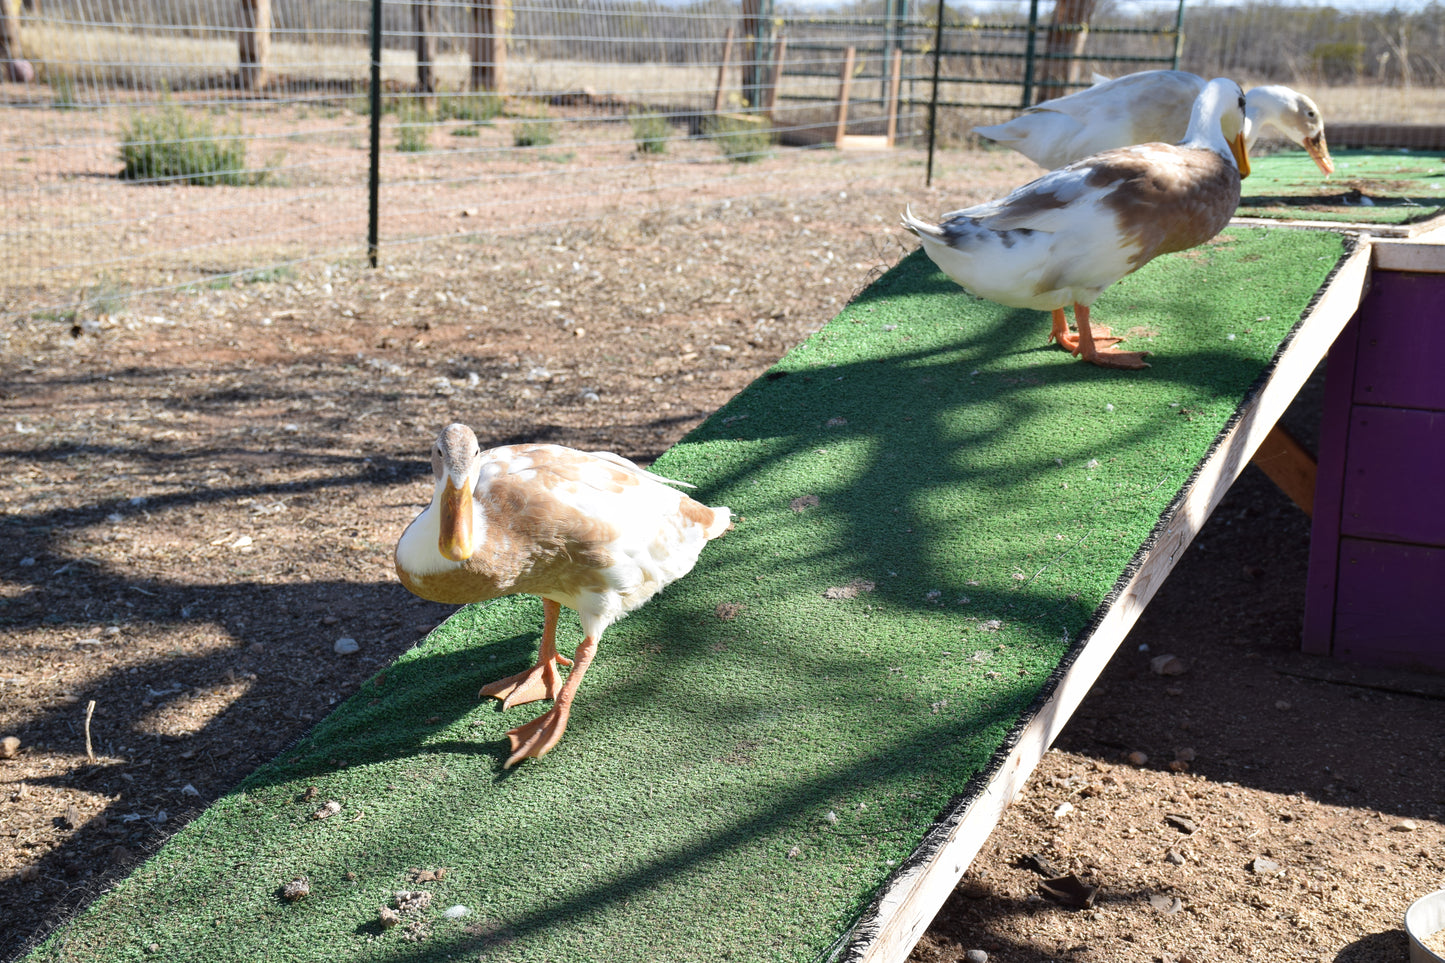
[834,46,855,148]
[470,0,507,93]
[1,0,23,77]
[885,47,902,147]
[1038,0,1097,100]
[238,0,271,92]
[416,0,436,104]
[763,34,787,119]
[714,27,735,114]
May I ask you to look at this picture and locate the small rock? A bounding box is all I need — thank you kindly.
[1150,654,1187,676]
[334,637,360,655]
[1148,893,1182,914]
[1165,814,1198,834]
[965,950,989,963]
[61,804,82,830]
[0,736,21,759]
[1248,856,1280,874]
[313,800,342,820]
[1165,849,1186,865]
[1021,853,1063,878]
[281,877,310,901]
[1053,801,1075,819]
[1274,700,1291,711]
[1392,819,1419,832]
[1174,747,1197,763]
[1037,873,1098,909]
[19,557,35,567]
[379,906,401,929]
[1126,750,1149,766]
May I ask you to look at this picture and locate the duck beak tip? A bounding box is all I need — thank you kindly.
[438,478,474,561]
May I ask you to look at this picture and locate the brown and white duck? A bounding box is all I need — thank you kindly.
[396,423,731,767]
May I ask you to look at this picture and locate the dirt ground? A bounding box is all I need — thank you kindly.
[3,141,1444,963]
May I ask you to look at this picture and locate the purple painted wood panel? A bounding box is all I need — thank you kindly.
[1340,405,1445,544]
[1302,313,1362,655]
[1352,272,1445,412]
[1333,537,1445,670]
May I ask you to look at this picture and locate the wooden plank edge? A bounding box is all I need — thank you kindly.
[1230,215,1409,237]
[1250,423,1317,516]
[834,239,1374,963]
[1372,234,1445,272]
[1230,211,1445,238]
[839,135,891,151]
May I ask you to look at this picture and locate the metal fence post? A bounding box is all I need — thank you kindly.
[368,0,382,268]
[925,0,944,187]
[1021,0,1040,108]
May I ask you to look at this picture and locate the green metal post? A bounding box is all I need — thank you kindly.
[925,0,944,187]
[1020,0,1039,108]
[367,0,382,268]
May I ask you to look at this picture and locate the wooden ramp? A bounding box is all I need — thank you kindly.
[26,227,1373,963]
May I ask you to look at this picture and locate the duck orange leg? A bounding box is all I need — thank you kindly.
[1049,307,1124,356]
[479,598,573,709]
[1070,303,1149,369]
[501,633,599,768]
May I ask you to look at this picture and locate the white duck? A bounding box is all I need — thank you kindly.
[902,77,1249,370]
[975,69,1333,175]
[396,423,731,767]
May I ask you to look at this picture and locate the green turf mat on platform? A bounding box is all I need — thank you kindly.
[1240,149,1445,224]
[29,226,1348,963]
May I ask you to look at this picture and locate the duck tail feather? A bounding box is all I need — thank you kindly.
[900,205,943,238]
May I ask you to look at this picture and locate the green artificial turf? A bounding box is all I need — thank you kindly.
[31,226,1348,963]
[1239,148,1445,224]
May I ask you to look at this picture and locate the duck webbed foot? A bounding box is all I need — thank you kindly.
[1049,307,1124,355]
[1063,304,1150,370]
[499,634,599,768]
[479,599,572,709]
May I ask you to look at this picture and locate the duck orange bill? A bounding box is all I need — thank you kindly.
[1304,131,1334,175]
[438,478,474,561]
[1231,131,1251,178]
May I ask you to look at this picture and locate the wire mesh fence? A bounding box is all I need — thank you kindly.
[2,0,1442,324]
